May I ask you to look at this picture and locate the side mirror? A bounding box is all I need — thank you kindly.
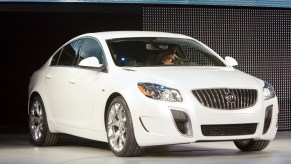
[79,57,103,68]
[225,56,238,66]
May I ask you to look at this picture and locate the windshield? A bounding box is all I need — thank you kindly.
[106,37,225,67]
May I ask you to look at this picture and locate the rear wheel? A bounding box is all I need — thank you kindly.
[106,96,143,157]
[29,95,59,146]
[234,139,270,151]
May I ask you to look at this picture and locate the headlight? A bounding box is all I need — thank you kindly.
[263,81,276,100]
[138,82,183,102]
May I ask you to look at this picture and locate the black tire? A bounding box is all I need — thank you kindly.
[106,96,143,157]
[234,139,270,151]
[29,95,59,146]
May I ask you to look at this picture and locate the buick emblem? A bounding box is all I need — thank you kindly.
[225,92,236,103]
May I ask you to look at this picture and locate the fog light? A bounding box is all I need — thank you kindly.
[263,105,273,134]
[171,109,192,136]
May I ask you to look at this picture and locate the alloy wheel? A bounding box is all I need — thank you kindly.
[29,100,44,141]
[107,103,127,152]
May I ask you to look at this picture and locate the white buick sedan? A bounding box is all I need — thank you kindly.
[28,31,278,157]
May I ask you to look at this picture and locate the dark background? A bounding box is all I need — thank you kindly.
[0,2,290,131]
[0,3,142,131]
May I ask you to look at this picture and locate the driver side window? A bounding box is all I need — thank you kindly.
[57,39,83,66]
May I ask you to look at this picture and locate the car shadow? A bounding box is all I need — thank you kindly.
[142,144,272,158]
[0,131,275,159]
[56,135,273,159]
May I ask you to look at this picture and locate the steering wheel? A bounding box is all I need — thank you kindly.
[173,59,191,64]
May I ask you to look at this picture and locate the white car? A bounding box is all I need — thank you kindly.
[28,31,278,157]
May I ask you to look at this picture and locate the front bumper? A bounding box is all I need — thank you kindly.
[129,95,278,147]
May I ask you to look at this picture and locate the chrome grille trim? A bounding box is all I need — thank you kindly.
[192,89,257,110]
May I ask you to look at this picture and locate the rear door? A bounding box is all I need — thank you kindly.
[45,39,83,125]
[63,38,107,129]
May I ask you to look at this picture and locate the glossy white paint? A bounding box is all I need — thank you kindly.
[79,56,103,68]
[225,56,238,66]
[28,31,278,147]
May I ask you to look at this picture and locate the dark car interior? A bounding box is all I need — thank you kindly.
[107,38,225,67]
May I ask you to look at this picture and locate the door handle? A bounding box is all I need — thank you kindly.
[45,74,52,79]
[68,79,76,84]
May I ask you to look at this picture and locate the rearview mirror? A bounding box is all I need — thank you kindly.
[146,43,168,50]
[225,56,238,66]
[79,57,103,68]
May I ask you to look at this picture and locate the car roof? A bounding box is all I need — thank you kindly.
[78,31,193,40]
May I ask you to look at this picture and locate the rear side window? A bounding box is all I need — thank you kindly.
[78,38,104,65]
[50,49,62,66]
[58,39,83,66]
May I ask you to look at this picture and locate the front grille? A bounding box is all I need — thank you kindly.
[192,88,257,110]
[201,123,257,136]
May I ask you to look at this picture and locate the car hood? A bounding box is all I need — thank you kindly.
[122,66,263,90]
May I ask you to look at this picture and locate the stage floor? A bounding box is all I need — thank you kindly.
[0,131,290,164]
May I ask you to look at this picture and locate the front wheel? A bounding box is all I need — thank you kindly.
[106,96,143,157]
[234,140,270,151]
[29,95,59,146]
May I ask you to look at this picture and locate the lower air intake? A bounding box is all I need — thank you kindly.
[201,123,257,136]
[171,109,192,136]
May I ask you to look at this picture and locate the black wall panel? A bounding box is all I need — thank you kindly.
[0,7,142,130]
